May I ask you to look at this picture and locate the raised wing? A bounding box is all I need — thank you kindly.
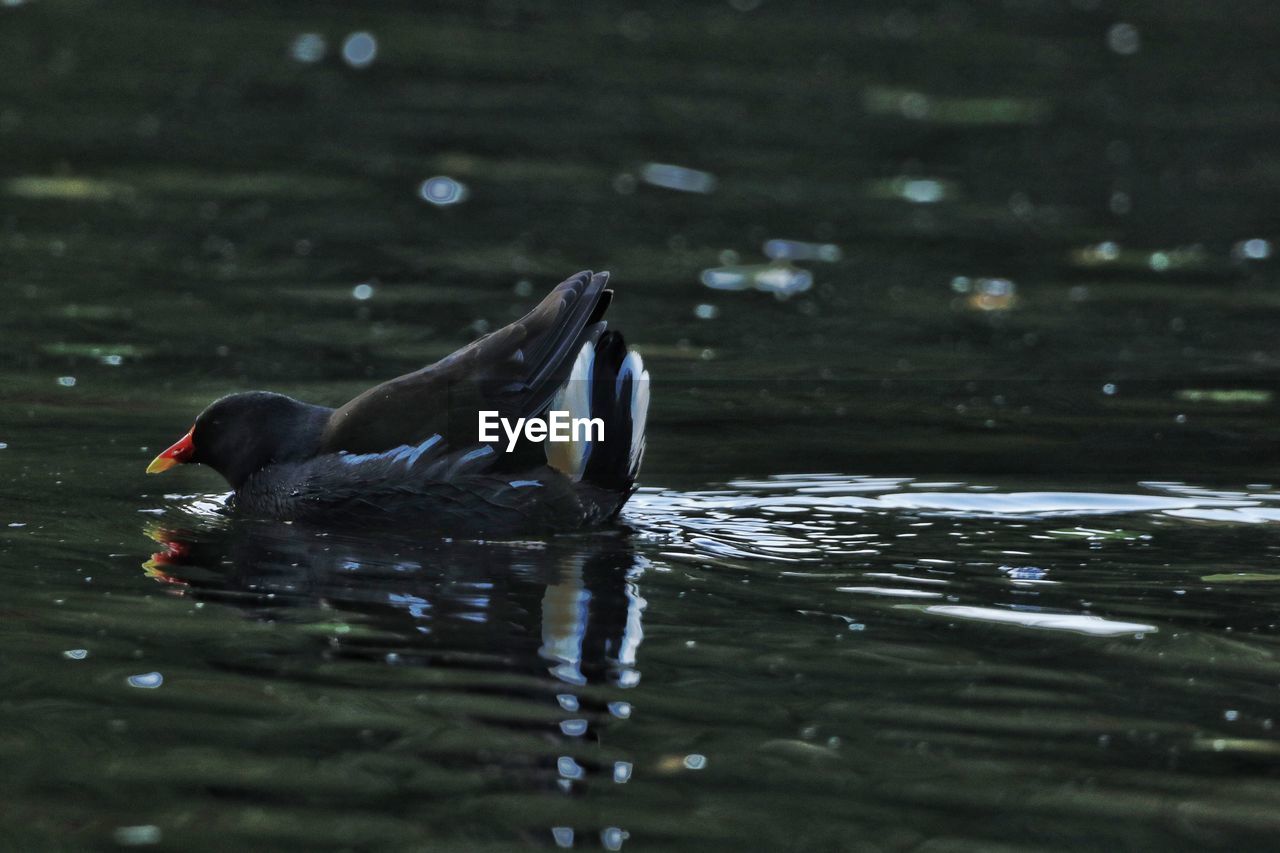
[319,270,612,455]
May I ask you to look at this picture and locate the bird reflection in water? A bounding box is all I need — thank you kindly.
[141,518,646,809]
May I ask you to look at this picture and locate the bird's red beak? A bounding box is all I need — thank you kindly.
[146,428,195,474]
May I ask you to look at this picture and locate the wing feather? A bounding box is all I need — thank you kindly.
[319,270,611,455]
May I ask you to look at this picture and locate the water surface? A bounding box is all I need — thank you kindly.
[4,1,1280,849]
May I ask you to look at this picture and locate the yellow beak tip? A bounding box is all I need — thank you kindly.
[146,457,178,475]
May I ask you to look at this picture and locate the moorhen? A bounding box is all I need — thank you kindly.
[146,271,650,534]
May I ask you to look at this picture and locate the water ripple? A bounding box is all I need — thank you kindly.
[627,475,1276,567]
[923,605,1156,637]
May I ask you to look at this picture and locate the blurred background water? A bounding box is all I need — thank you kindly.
[4,1,1280,850]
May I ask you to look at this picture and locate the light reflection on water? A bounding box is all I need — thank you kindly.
[145,518,646,690]
[110,474,1280,847]
[8,0,1280,844]
[158,471,1280,657]
[628,474,1280,641]
[136,517,652,844]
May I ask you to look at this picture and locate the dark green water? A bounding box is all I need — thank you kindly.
[5,1,1280,850]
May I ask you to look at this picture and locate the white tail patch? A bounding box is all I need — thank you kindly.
[546,340,594,480]
[619,350,649,476]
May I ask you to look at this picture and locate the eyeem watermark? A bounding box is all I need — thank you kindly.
[479,410,604,452]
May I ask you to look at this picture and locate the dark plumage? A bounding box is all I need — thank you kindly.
[147,271,650,535]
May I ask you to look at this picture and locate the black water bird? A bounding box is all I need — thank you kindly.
[146,271,649,534]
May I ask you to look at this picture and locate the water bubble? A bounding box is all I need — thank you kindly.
[638,162,717,194]
[127,671,163,689]
[1224,709,1240,722]
[682,753,707,770]
[62,649,88,660]
[101,354,123,366]
[763,239,843,262]
[1174,414,1187,424]
[1102,383,1117,396]
[1071,242,1122,269]
[694,303,720,320]
[1244,238,1271,259]
[513,278,534,297]
[608,701,632,719]
[1149,252,1170,272]
[551,828,574,848]
[341,32,378,68]
[700,268,749,291]
[560,719,588,736]
[557,756,584,779]
[613,761,633,782]
[899,179,945,204]
[964,278,1017,312]
[1236,238,1272,260]
[865,176,954,203]
[1107,22,1141,55]
[418,175,468,206]
[57,376,76,387]
[113,826,162,847]
[289,33,326,64]
[0,442,8,449]
[753,265,813,299]
[352,282,374,301]
[601,827,628,851]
